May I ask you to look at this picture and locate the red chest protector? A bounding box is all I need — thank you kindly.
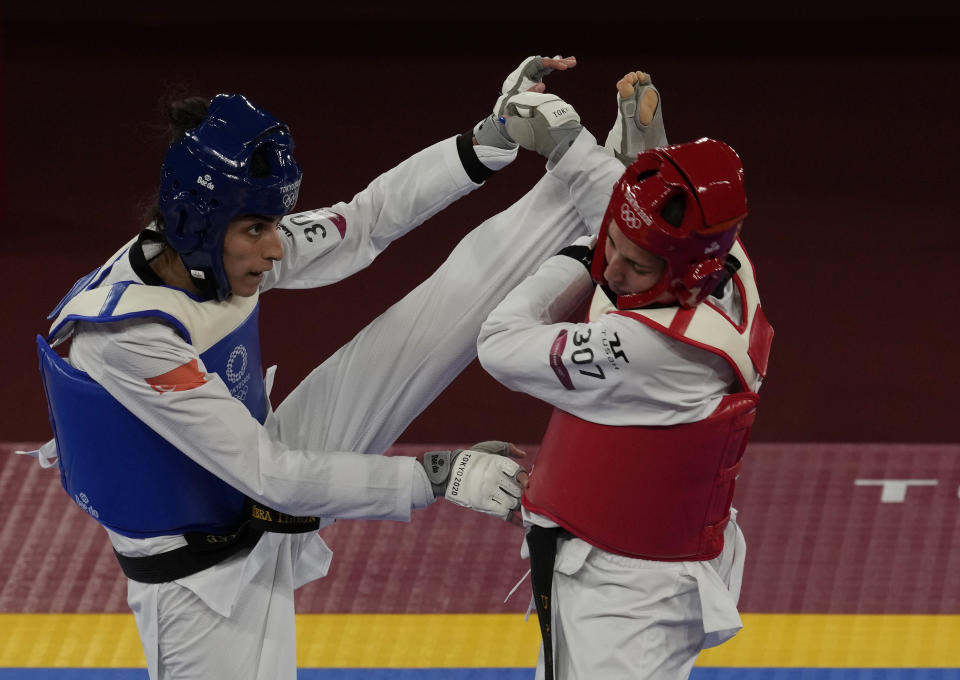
[522,240,773,561]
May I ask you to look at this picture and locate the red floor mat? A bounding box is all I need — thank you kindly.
[3,442,958,614]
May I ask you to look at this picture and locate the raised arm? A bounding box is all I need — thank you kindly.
[263,56,578,291]
[604,69,669,164]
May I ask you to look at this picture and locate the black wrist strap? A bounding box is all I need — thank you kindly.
[456,132,495,184]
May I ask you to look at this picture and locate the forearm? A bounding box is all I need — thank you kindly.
[336,136,479,252]
[73,321,433,522]
[117,371,433,520]
[267,135,509,289]
[249,423,434,520]
[478,255,594,389]
[548,128,626,234]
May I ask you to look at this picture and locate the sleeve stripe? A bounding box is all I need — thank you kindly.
[549,329,575,391]
[145,359,208,393]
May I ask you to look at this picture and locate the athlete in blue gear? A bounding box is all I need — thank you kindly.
[32,56,594,679]
[158,94,304,302]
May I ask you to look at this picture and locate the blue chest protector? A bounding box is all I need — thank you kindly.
[38,268,269,539]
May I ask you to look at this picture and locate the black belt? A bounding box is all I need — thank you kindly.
[527,526,572,680]
[114,500,320,584]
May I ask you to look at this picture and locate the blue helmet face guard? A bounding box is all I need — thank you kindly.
[159,94,302,300]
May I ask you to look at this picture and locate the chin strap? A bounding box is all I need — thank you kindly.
[187,269,220,300]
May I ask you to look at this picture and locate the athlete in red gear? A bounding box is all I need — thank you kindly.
[479,72,772,680]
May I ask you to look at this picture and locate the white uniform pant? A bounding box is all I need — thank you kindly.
[534,516,746,680]
[133,174,593,679]
[129,534,305,680]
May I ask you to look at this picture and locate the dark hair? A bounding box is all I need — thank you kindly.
[166,96,209,146]
[142,95,211,231]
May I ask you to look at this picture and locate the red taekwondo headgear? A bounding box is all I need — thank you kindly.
[591,138,748,309]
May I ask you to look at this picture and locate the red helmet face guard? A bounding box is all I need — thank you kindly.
[591,138,748,309]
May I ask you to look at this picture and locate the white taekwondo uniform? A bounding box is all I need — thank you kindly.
[35,131,615,679]
[478,132,771,680]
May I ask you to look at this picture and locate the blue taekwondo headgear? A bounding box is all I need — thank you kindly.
[158,94,302,300]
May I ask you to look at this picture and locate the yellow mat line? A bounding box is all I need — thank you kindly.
[698,614,960,668]
[1,613,959,668]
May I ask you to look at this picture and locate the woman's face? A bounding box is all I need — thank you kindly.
[221,214,284,297]
[602,220,666,297]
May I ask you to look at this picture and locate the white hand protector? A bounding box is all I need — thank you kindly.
[421,441,523,520]
[494,55,561,117]
[473,55,564,153]
[604,72,668,165]
[504,92,582,166]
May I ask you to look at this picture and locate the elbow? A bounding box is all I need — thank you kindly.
[476,331,496,371]
[477,347,492,376]
[478,318,527,382]
[476,335,508,384]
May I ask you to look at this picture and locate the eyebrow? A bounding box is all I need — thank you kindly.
[628,259,658,272]
[240,213,281,222]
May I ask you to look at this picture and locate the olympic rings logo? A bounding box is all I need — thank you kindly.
[620,203,651,231]
[226,345,249,383]
[281,179,302,210]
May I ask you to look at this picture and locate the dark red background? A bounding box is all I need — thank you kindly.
[3,3,958,444]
